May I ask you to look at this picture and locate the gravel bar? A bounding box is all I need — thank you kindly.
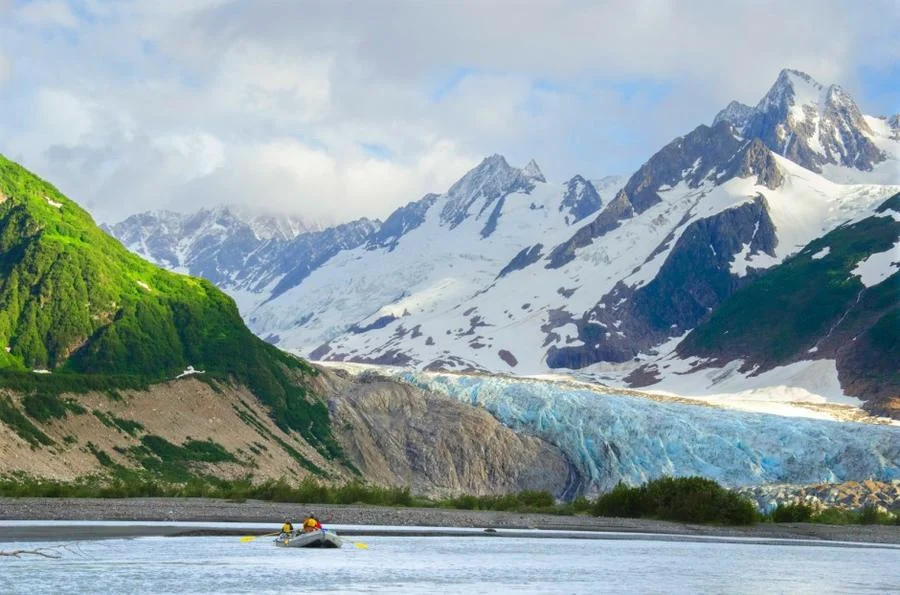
[1,498,898,546]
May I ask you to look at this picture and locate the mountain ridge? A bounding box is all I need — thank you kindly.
[104,68,900,414]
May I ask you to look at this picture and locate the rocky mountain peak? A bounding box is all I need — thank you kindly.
[441,154,541,229]
[720,68,889,174]
[559,175,602,224]
[757,68,824,113]
[713,100,754,130]
[522,158,546,183]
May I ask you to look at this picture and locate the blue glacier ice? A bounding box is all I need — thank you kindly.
[397,372,900,495]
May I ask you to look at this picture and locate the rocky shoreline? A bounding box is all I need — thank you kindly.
[735,480,900,513]
[1,498,899,545]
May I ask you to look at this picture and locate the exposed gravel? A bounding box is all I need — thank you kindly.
[1,498,898,545]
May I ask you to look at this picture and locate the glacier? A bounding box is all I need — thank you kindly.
[396,371,900,496]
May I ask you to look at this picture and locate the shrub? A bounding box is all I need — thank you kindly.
[771,503,814,523]
[592,476,757,525]
[593,482,645,518]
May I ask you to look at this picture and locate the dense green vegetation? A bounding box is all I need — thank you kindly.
[767,502,899,525]
[0,395,54,446]
[1,473,895,526]
[591,477,758,525]
[443,490,557,512]
[0,475,416,506]
[0,154,341,461]
[682,194,899,368]
[92,410,144,436]
[22,392,85,422]
[113,436,240,483]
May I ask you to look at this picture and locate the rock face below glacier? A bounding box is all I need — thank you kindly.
[315,368,578,499]
[395,372,900,496]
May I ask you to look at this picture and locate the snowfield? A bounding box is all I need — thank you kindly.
[254,155,897,380]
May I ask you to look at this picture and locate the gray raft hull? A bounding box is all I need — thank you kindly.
[274,529,344,549]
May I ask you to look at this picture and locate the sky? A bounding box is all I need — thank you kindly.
[0,0,897,224]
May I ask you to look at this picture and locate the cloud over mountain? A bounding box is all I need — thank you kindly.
[0,0,896,222]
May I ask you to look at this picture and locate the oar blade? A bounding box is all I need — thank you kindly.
[354,542,368,550]
[239,535,256,543]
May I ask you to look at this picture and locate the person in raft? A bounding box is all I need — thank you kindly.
[280,519,294,537]
[302,514,322,532]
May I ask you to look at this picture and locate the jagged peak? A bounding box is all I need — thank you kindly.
[478,153,512,170]
[713,100,754,128]
[522,158,546,183]
[757,68,826,113]
[822,84,860,111]
[558,175,602,224]
[777,68,822,87]
[441,153,541,228]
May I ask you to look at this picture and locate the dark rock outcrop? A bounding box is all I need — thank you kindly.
[723,139,784,189]
[547,196,777,368]
[546,191,634,269]
[367,194,439,251]
[497,243,544,278]
[559,175,603,224]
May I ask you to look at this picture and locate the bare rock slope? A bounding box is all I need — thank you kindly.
[316,368,577,499]
[1,368,578,499]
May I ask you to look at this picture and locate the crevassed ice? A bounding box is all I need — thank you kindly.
[398,372,900,495]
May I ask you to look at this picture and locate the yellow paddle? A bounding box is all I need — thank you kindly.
[240,531,281,543]
[352,541,368,550]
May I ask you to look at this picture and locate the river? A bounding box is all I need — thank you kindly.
[1,526,898,594]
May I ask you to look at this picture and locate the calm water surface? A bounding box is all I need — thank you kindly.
[2,533,898,594]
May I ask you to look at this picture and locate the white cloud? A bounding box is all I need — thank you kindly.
[34,89,96,145]
[17,0,78,29]
[158,137,477,224]
[212,42,334,123]
[0,52,10,84]
[0,0,896,224]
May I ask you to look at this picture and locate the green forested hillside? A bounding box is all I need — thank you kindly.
[680,192,900,413]
[0,154,340,457]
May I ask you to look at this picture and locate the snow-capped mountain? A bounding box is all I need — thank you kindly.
[105,205,378,306]
[295,129,894,381]
[713,69,898,183]
[246,155,624,362]
[106,68,899,414]
[640,191,900,418]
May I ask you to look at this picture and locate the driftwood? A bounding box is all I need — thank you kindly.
[0,548,62,558]
[0,543,87,559]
